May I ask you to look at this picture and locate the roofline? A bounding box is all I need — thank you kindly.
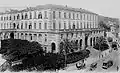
[0,4,98,15]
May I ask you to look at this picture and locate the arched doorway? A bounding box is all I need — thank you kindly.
[10,32,14,39]
[93,37,95,46]
[85,36,88,48]
[90,38,92,46]
[51,42,56,53]
[79,39,82,49]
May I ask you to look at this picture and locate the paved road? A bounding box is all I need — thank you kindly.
[66,48,120,72]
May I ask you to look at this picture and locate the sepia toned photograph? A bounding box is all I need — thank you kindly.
[0,0,120,73]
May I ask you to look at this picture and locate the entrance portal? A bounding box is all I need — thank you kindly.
[51,42,56,53]
[85,36,88,48]
[93,37,95,46]
[10,32,14,39]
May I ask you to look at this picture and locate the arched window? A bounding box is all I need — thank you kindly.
[38,12,42,19]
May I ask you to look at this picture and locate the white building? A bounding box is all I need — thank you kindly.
[0,4,104,53]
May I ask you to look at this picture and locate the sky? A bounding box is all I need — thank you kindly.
[0,0,119,18]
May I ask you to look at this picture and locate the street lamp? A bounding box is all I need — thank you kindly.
[63,49,67,67]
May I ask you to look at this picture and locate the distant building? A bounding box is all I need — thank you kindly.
[0,4,105,53]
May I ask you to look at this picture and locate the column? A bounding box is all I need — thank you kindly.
[82,33,85,50]
[88,37,90,47]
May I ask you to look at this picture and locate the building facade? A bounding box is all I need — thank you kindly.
[0,4,104,53]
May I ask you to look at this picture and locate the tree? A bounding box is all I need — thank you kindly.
[93,36,109,51]
[59,39,79,54]
[0,39,44,62]
[111,41,118,48]
[99,21,111,31]
[107,37,113,42]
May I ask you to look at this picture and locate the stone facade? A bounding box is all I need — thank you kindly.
[0,4,104,53]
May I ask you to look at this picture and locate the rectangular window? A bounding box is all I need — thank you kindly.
[34,22,36,29]
[81,22,82,29]
[77,22,79,29]
[34,11,36,19]
[84,14,85,20]
[77,14,79,19]
[53,11,56,19]
[90,15,91,21]
[44,22,47,29]
[90,22,91,28]
[69,13,71,19]
[1,17,2,21]
[4,17,5,21]
[1,23,3,29]
[44,11,48,19]
[87,15,89,20]
[21,23,23,29]
[64,12,66,18]
[84,22,86,28]
[64,21,66,29]
[39,22,41,29]
[73,13,75,19]
[53,22,56,29]
[69,21,71,29]
[25,22,27,29]
[59,22,61,29]
[30,12,32,19]
[59,12,61,18]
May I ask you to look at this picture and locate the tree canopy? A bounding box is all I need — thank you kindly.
[93,36,109,51]
[0,39,44,62]
[99,21,111,31]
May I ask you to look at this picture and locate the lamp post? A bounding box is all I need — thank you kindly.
[63,49,67,67]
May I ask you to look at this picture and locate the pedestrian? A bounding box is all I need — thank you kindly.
[117,66,119,71]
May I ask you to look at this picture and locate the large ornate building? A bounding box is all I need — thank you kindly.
[0,4,104,53]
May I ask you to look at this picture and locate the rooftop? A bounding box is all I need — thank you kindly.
[0,4,98,15]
